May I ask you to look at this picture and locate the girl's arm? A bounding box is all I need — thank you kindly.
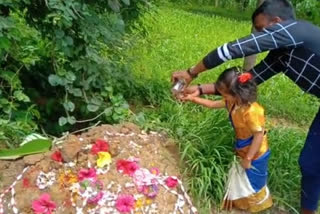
[241,130,264,169]
[183,95,225,109]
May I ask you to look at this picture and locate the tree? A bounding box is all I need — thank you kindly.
[214,0,219,7]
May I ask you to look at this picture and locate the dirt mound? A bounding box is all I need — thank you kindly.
[0,123,197,214]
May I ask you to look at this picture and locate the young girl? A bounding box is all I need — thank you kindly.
[182,67,273,212]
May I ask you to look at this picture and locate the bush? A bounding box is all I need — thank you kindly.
[0,0,155,146]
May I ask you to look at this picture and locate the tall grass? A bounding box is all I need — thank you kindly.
[127,3,319,212]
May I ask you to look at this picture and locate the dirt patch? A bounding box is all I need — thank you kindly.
[0,122,197,214]
[268,116,309,131]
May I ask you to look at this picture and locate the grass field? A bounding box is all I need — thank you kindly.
[127,3,319,213]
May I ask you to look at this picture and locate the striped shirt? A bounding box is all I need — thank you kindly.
[203,20,320,98]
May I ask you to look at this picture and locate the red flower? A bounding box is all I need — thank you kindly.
[23,178,30,188]
[165,177,178,188]
[238,72,252,84]
[91,139,109,155]
[116,159,139,176]
[51,151,63,163]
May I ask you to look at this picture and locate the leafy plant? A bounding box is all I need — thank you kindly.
[0,0,155,146]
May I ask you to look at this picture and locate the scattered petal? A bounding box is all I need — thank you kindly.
[78,168,97,182]
[165,177,178,188]
[23,178,30,188]
[96,152,112,168]
[150,167,160,175]
[115,194,135,213]
[32,193,56,214]
[116,159,139,176]
[51,151,64,163]
[91,139,109,155]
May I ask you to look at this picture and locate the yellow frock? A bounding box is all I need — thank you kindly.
[222,101,273,212]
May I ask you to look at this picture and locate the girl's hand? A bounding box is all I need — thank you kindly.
[180,94,195,102]
[241,158,252,169]
[183,85,200,97]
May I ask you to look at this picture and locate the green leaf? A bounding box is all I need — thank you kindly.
[0,139,52,160]
[48,74,62,86]
[108,0,120,12]
[0,37,10,51]
[55,29,65,39]
[69,88,82,97]
[67,116,76,125]
[13,90,30,102]
[59,117,67,126]
[104,107,112,116]
[63,101,75,112]
[114,107,123,114]
[90,97,102,105]
[65,72,76,82]
[121,0,130,5]
[0,71,21,88]
[65,36,73,46]
[87,104,99,112]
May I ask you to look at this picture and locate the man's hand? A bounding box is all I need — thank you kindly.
[241,158,252,169]
[171,70,193,85]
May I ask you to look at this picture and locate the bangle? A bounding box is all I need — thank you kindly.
[197,84,203,95]
[187,67,198,78]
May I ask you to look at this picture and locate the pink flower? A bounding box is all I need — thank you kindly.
[78,168,97,181]
[150,167,160,175]
[32,193,56,214]
[165,177,178,188]
[115,195,135,213]
[91,139,109,155]
[51,151,63,163]
[116,159,139,176]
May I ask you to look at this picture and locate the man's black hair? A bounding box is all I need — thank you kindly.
[252,0,296,23]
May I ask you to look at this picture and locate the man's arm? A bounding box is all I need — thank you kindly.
[190,50,286,96]
[249,49,286,85]
[202,20,302,71]
[176,20,303,94]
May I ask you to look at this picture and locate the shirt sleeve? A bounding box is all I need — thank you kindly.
[250,49,287,85]
[244,105,265,133]
[203,20,303,69]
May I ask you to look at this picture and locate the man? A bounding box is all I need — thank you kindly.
[171,0,320,213]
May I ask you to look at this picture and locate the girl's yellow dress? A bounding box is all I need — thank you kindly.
[222,101,273,212]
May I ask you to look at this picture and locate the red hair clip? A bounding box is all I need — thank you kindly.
[238,72,252,84]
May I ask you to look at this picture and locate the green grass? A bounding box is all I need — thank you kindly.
[126,3,319,212]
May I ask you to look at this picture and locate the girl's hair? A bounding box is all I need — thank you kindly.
[216,67,257,104]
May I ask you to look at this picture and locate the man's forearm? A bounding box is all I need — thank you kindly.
[190,60,207,77]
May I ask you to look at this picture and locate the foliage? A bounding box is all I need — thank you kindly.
[166,0,320,25]
[0,0,155,146]
[294,0,320,24]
